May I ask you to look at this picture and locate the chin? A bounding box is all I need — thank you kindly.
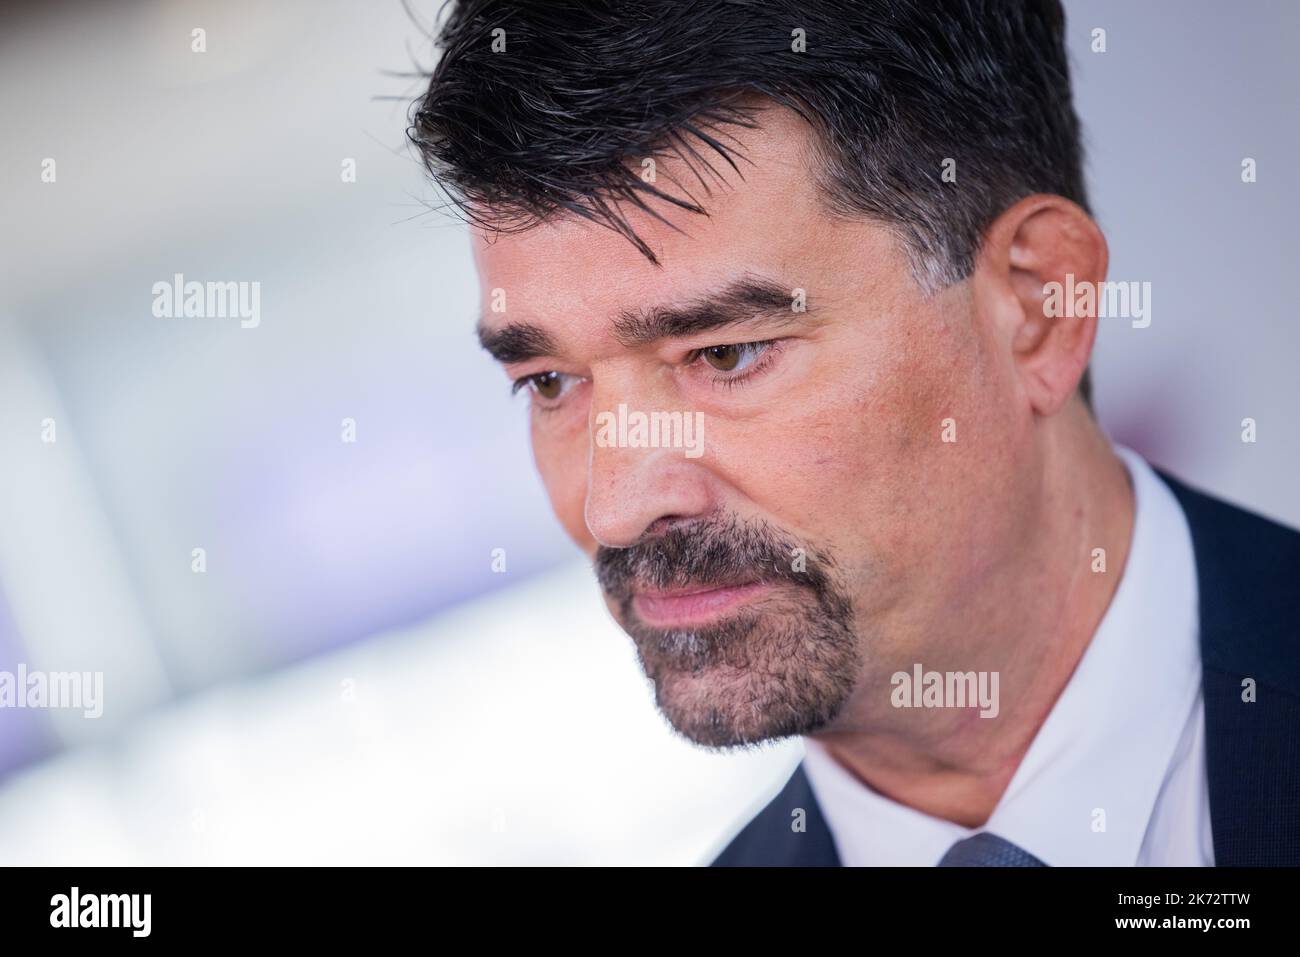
[621,603,862,749]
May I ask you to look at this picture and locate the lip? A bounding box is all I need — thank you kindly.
[630,581,771,628]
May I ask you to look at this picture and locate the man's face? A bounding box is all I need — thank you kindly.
[474,106,1033,748]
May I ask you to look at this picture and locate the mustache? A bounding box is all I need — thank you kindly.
[594,514,836,602]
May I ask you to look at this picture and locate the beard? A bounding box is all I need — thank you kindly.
[594,513,862,749]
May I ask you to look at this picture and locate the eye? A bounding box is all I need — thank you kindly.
[699,341,771,374]
[512,370,579,403]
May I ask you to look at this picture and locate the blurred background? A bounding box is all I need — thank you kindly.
[0,0,1295,864]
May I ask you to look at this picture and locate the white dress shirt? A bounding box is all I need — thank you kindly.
[801,445,1215,866]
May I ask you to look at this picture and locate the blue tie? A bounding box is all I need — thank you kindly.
[938,832,1048,866]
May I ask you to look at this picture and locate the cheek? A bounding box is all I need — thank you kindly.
[718,317,969,578]
[530,410,596,554]
[833,308,1022,586]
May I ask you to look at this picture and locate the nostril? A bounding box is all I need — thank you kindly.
[642,515,691,539]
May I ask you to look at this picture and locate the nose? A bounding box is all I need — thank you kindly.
[583,396,713,549]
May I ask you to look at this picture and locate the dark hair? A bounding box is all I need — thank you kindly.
[410,0,1094,407]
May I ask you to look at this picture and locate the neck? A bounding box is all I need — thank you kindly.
[810,403,1135,827]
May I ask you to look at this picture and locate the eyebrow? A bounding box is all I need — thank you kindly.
[476,321,559,364]
[476,274,805,364]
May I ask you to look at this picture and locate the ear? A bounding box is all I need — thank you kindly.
[971,194,1108,416]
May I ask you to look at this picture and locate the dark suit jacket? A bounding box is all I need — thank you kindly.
[711,469,1300,866]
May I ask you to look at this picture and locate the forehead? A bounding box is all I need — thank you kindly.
[471,105,898,339]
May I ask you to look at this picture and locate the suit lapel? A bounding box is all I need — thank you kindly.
[711,762,840,865]
[1159,469,1300,866]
